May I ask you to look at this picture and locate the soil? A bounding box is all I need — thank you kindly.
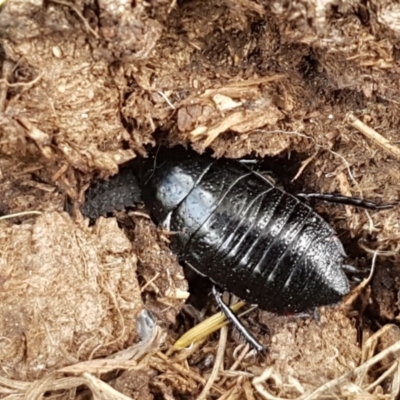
[1,0,400,399]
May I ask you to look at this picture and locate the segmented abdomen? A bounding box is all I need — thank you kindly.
[140,148,350,314]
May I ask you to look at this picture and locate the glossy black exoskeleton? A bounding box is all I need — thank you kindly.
[135,147,351,315]
[81,146,393,351]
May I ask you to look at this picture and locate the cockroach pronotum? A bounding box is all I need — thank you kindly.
[81,146,394,351]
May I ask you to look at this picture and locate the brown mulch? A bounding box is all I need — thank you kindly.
[0,0,400,398]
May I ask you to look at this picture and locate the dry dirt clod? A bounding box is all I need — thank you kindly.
[0,212,143,381]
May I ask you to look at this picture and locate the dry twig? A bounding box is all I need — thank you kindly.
[347,112,400,160]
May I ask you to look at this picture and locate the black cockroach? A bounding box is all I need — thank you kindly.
[81,146,394,351]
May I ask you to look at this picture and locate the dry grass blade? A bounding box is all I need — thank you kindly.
[24,375,87,400]
[216,386,236,400]
[252,334,400,399]
[365,361,398,392]
[82,372,133,400]
[0,376,31,392]
[253,367,293,400]
[154,351,224,393]
[361,324,400,364]
[357,324,400,387]
[168,338,207,361]
[218,344,250,387]
[391,362,400,398]
[303,338,400,399]
[172,301,245,350]
[1,359,153,399]
[196,325,228,400]
[57,359,141,374]
[0,211,42,220]
[358,242,400,257]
